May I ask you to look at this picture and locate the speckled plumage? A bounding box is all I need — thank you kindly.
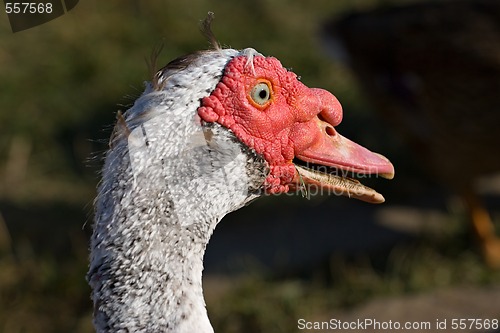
[88,48,267,333]
[88,36,394,331]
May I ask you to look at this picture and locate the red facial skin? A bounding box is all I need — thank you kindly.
[198,55,392,194]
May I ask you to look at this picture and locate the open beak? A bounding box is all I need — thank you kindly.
[292,118,394,203]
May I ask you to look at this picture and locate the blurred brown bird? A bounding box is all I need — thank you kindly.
[322,0,500,267]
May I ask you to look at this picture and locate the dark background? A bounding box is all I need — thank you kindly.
[0,1,498,332]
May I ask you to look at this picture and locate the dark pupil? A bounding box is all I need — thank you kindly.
[258,89,268,100]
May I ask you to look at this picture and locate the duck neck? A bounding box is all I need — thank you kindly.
[89,164,219,333]
[87,48,268,332]
[88,123,263,332]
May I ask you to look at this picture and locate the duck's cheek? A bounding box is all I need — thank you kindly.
[289,121,321,155]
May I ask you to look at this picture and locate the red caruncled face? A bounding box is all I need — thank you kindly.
[198,54,394,201]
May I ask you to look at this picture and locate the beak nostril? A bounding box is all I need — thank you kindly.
[325,126,336,137]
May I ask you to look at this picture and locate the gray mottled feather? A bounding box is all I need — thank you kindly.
[88,49,267,333]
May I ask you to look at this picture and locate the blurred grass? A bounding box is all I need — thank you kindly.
[0,0,498,332]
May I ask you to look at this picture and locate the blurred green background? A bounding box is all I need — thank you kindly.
[0,1,499,332]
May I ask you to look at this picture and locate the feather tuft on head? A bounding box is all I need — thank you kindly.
[147,43,167,91]
[200,12,221,50]
[241,48,262,76]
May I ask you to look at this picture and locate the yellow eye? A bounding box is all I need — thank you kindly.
[250,81,272,106]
